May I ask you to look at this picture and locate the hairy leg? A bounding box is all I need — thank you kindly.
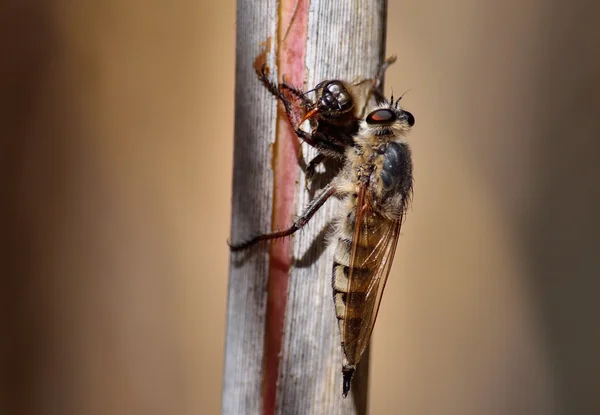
[229,182,336,251]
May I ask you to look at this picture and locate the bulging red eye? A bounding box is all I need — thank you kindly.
[366,109,397,125]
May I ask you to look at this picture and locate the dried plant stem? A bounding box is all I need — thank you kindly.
[224,1,387,413]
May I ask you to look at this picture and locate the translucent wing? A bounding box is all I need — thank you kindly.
[342,184,403,366]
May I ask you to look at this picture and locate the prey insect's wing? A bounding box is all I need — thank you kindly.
[343,184,403,364]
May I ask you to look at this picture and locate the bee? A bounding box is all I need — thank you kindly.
[256,56,397,179]
[230,92,415,397]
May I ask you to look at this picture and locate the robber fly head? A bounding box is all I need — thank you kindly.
[362,97,415,138]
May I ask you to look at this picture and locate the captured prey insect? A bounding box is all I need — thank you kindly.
[256,56,397,179]
[230,91,416,397]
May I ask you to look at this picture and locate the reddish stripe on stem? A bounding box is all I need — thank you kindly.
[263,1,308,414]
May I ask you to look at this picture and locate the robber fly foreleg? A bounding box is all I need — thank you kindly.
[305,153,326,181]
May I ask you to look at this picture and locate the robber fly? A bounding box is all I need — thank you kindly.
[331,99,414,397]
[230,90,415,397]
[256,56,397,179]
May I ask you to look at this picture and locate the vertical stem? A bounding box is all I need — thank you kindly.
[222,1,278,414]
[224,1,387,414]
[263,0,309,413]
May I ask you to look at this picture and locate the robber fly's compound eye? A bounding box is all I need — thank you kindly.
[366,108,397,125]
[402,110,415,127]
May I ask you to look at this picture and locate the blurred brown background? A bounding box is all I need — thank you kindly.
[1,1,599,414]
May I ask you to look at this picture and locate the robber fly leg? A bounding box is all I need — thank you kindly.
[229,182,336,251]
[295,129,347,158]
[305,153,326,182]
[304,152,327,192]
[294,128,321,152]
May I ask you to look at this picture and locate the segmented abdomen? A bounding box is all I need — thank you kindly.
[331,211,387,365]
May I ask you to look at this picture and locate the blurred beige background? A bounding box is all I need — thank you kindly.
[1,1,599,414]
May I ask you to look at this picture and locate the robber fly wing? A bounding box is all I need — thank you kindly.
[341,183,403,365]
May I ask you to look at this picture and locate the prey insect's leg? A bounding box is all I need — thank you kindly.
[359,56,398,115]
[255,65,308,165]
[280,82,312,107]
[255,64,292,104]
[256,66,304,125]
[255,65,310,124]
[373,55,397,92]
[229,182,336,251]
